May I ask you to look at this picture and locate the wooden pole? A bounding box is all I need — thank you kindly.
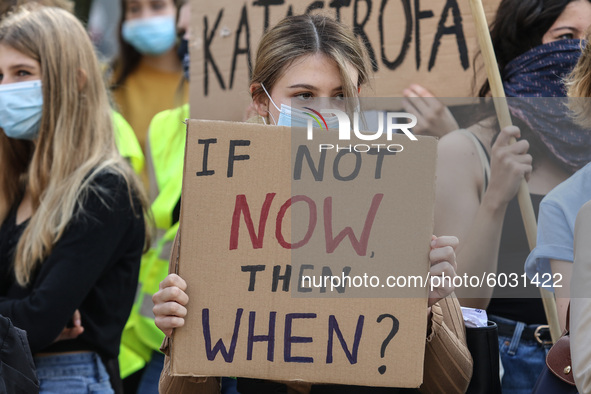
[468,0,561,343]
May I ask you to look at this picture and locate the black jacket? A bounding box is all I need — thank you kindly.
[0,314,38,394]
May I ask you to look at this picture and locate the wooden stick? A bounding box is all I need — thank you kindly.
[468,0,561,343]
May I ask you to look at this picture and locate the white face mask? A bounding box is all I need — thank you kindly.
[0,80,43,140]
[260,83,339,129]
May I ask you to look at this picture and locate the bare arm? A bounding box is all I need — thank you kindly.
[550,259,573,332]
[434,127,532,308]
[402,84,459,138]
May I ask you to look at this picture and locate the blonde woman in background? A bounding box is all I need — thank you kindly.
[523,30,591,334]
[0,5,150,392]
[546,34,591,393]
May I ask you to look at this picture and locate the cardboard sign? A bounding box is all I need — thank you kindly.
[171,119,439,388]
[189,0,500,121]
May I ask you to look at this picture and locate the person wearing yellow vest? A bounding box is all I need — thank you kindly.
[118,102,187,393]
[111,0,189,190]
[118,3,241,392]
[113,111,144,176]
[116,0,191,390]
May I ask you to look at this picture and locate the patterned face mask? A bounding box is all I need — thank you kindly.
[503,39,591,173]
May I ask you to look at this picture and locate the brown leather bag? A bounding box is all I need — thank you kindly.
[546,334,575,385]
[545,304,575,386]
[531,304,577,393]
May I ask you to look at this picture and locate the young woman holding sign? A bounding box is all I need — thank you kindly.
[152,14,473,394]
[0,5,149,392]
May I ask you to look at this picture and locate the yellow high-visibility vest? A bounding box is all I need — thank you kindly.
[113,111,144,175]
[118,104,189,378]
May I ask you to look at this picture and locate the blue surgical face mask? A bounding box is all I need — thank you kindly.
[260,83,339,129]
[122,15,177,56]
[0,80,43,140]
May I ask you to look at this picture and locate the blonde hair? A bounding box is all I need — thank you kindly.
[566,32,591,128]
[0,6,150,286]
[250,14,372,102]
[0,0,73,18]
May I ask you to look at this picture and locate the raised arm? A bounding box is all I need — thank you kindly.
[434,126,532,308]
[402,84,459,138]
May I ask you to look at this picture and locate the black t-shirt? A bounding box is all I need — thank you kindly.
[0,171,145,359]
[487,194,547,325]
